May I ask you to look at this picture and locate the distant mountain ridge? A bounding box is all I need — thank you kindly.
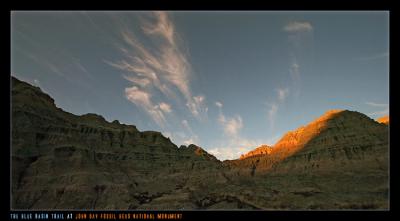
[11,76,389,209]
[226,109,388,175]
[239,145,273,160]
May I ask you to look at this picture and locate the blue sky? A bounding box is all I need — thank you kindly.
[11,11,389,160]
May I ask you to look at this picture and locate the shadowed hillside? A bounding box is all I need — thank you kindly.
[12,77,226,209]
[12,76,389,210]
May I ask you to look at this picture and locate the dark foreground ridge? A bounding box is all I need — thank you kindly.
[11,76,389,210]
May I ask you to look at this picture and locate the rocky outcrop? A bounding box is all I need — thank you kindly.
[11,76,389,209]
[377,115,389,125]
[239,145,273,160]
[11,77,225,209]
[224,109,388,209]
[226,110,388,174]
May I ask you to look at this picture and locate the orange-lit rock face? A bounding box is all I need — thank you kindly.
[11,76,389,209]
[239,145,273,160]
[271,110,345,159]
[377,115,389,125]
[226,109,388,176]
[236,111,347,161]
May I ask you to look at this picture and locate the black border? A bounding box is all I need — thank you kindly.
[5,0,394,11]
[4,1,398,220]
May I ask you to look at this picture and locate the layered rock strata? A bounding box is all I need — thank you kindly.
[11,77,389,209]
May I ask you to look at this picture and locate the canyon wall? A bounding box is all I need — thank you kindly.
[11,77,389,209]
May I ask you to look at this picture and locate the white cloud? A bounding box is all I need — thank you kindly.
[268,103,278,121]
[182,136,199,146]
[178,119,200,146]
[125,86,153,108]
[216,102,242,137]
[289,59,300,82]
[186,95,208,119]
[355,52,389,61]
[284,21,313,97]
[369,109,389,116]
[33,79,41,87]
[158,102,172,113]
[266,87,289,128]
[210,101,281,161]
[208,146,253,161]
[123,75,151,87]
[217,112,225,123]
[32,79,49,94]
[208,135,280,161]
[164,128,199,147]
[365,102,388,107]
[215,101,223,108]
[284,21,313,33]
[267,102,278,128]
[181,119,193,134]
[108,11,208,126]
[223,116,243,137]
[125,86,167,127]
[162,131,172,139]
[72,57,93,80]
[213,103,257,160]
[142,11,176,46]
[366,102,389,117]
[277,88,289,102]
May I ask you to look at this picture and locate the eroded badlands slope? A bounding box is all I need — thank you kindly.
[12,77,389,209]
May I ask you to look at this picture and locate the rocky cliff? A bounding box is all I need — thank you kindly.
[224,109,388,209]
[11,76,389,210]
[239,145,273,160]
[11,77,226,209]
[227,109,388,174]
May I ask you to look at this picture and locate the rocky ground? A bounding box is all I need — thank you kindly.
[11,77,389,210]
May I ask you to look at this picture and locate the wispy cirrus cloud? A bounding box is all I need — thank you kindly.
[289,58,300,83]
[13,35,95,92]
[284,20,313,98]
[158,102,172,113]
[267,103,279,128]
[215,101,223,108]
[164,119,200,146]
[187,95,208,119]
[366,102,389,117]
[283,21,313,33]
[181,120,192,133]
[369,109,389,117]
[365,102,388,107]
[219,114,243,137]
[211,101,275,160]
[277,88,289,102]
[142,11,176,46]
[108,11,208,127]
[182,137,199,146]
[181,119,199,145]
[355,52,389,61]
[208,133,280,161]
[208,143,256,161]
[216,101,242,137]
[13,27,95,82]
[267,87,289,129]
[125,86,170,127]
